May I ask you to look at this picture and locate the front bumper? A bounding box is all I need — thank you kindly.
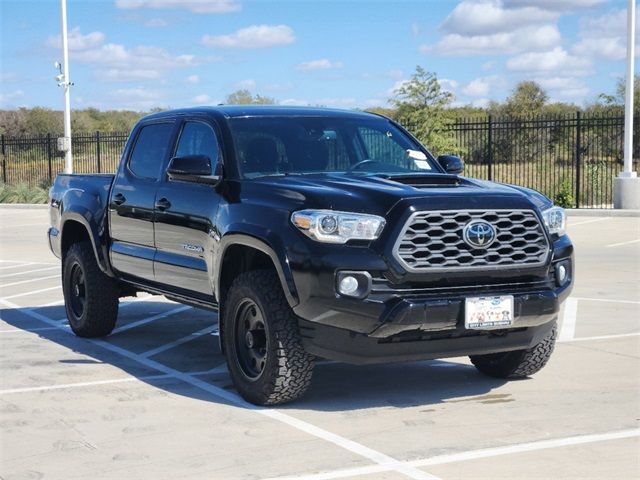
[290,234,573,364]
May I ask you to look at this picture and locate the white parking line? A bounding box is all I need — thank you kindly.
[140,325,217,358]
[0,263,36,270]
[559,297,578,342]
[3,274,59,288]
[0,298,440,480]
[0,326,62,334]
[265,429,640,480]
[111,305,192,334]
[560,332,640,343]
[0,266,58,279]
[1,285,61,300]
[606,238,640,248]
[0,373,171,395]
[568,218,611,227]
[574,297,640,305]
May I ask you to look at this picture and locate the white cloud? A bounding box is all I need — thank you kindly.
[425,24,560,56]
[115,0,240,14]
[186,74,200,84]
[0,72,19,82]
[572,9,640,61]
[235,79,256,90]
[192,94,214,103]
[145,18,168,27]
[48,29,201,82]
[386,69,403,80]
[202,25,295,49]
[110,87,166,110]
[295,59,343,71]
[0,89,24,106]
[102,69,163,81]
[46,27,106,50]
[315,97,357,108]
[502,0,605,11]
[280,98,309,106]
[441,1,558,36]
[439,78,458,94]
[462,78,491,97]
[506,47,591,75]
[471,98,490,108]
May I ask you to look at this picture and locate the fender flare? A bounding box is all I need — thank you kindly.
[60,208,115,277]
[214,233,299,308]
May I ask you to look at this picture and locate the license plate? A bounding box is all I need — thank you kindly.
[465,295,514,330]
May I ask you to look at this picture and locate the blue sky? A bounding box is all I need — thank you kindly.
[0,0,635,111]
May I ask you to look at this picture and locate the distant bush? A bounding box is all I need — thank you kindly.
[553,179,575,208]
[0,182,50,204]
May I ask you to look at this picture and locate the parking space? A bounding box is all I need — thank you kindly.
[1,207,639,480]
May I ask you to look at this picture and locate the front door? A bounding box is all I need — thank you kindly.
[153,119,222,300]
[109,120,176,282]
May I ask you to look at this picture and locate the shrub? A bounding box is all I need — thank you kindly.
[553,179,575,208]
[0,182,50,204]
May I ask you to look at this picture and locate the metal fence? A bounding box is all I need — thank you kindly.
[402,113,638,208]
[0,131,129,187]
[0,113,637,208]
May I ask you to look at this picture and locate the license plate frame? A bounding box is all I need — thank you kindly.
[464,295,514,330]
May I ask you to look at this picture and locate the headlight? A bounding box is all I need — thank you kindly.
[542,206,566,236]
[291,209,386,244]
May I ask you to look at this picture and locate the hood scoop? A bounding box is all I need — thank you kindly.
[383,174,461,188]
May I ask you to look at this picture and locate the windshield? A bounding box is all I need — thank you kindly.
[228,116,439,179]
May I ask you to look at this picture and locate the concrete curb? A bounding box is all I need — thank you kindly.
[0,203,49,210]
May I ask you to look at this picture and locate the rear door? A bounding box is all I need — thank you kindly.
[109,120,176,282]
[153,118,223,299]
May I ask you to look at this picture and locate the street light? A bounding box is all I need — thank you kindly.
[614,0,639,208]
[55,0,73,174]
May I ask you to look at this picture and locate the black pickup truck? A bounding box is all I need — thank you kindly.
[48,106,573,405]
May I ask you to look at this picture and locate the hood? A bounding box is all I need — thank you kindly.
[245,173,551,216]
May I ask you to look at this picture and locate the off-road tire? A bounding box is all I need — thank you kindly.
[470,322,557,378]
[223,270,315,405]
[63,242,119,338]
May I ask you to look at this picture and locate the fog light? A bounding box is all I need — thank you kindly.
[338,275,359,296]
[336,271,372,299]
[557,264,567,283]
[555,261,570,287]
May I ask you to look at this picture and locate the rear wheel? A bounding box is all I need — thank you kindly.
[223,270,315,405]
[470,322,557,378]
[63,242,119,338]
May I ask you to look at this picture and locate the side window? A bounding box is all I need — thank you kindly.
[175,121,220,163]
[129,123,174,180]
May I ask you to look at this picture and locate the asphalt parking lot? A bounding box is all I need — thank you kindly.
[0,206,638,480]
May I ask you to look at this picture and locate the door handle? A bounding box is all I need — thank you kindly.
[113,193,126,205]
[155,198,171,211]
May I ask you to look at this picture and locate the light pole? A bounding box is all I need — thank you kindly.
[614,0,639,209]
[56,0,73,174]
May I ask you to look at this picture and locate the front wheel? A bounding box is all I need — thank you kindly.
[222,270,315,405]
[63,242,119,338]
[470,322,557,378]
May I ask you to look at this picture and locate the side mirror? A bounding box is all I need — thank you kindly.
[437,155,464,175]
[167,155,222,185]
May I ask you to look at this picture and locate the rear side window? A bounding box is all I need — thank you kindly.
[128,123,174,180]
[175,122,220,162]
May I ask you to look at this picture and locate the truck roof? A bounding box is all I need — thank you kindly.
[141,105,385,122]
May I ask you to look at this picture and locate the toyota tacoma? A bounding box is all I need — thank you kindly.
[48,106,573,405]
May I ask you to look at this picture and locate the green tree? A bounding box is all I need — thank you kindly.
[391,66,457,154]
[499,81,549,117]
[225,89,276,105]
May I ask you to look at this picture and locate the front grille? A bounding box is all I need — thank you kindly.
[393,210,550,272]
